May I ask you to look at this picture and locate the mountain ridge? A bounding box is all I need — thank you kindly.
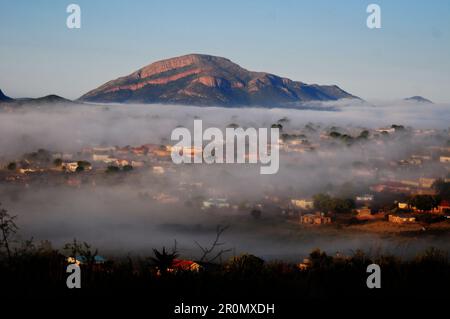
[80,54,358,107]
[404,96,433,104]
[0,89,13,102]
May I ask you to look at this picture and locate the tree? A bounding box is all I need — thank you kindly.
[433,179,450,199]
[313,193,355,214]
[53,158,63,167]
[313,193,333,212]
[329,131,341,138]
[358,130,369,139]
[309,249,333,269]
[391,124,405,131]
[7,162,16,171]
[271,123,283,131]
[195,225,231,263]
[408,195,439,212]
[0,203,18,263]
[63,238,98,267]
[250,209,262,219]
[77,160,92,170]
[150,247,179,275]
[227,254,264,275]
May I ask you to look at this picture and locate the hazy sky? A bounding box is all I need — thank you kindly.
[1,0,450,102]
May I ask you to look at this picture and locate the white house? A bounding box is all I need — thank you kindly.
[291,199,314,210]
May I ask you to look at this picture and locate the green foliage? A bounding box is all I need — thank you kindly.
[271,123,283,131]
[329,131,341,138]
[312,193,355,214]
[358,130,369,139]
[433,179,450,199]
[408,195,440,211]
[391,124,405,131]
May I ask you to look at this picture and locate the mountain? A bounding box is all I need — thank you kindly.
[0,94,76,109]
[21,94,74,105]
[0,89,13,102]
[80,54,358,107]
[404,96,433,104]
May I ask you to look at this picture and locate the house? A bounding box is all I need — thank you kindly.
[356,194,374,202]
[400,180,420,187]
[438,200,450,214]
[291,199,314,210]
[370,181,411,193]
[62,153,73,160]
[388,214,416,224]
[170,259,201,272]
[440,156,450,163]
[300,213,332,225]
[376,128,396,134]
[297,258,311,271]
[63,162,79,173]
[131,146,147,155]
[419,178,435,188]
[152,166,165,174]
[153,193,179,204]
[116,159,130,167]
[116,146,131,154]
[92,154,111,162]
[202,198,230,209]
[397,202,409,209]
[92,146,115,154]
[18,168,38,174]
[67,255,106,265]
[131,161,145,168]
[152,148,171,157]
[356,206,372,219]
[411,154,431,161]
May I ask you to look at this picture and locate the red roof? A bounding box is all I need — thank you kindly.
[172,259,198,270]
[440,200,450,207]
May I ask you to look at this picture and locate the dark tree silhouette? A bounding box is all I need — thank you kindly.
[195,225,231,263]
[0,203,18,263]
[150,247,179,275]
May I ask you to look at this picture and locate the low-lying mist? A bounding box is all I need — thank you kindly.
[0,100,449,260]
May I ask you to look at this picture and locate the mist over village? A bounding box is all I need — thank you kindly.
[1,0,450,313]
[1,100,449,257]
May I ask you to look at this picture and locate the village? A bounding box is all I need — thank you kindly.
[0,122,449,233]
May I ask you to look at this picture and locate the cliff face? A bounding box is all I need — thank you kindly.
[80,54,357,107]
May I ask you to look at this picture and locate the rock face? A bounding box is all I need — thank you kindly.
[404,96,433,104]
[80,54,357,107]
[0,89,13,102]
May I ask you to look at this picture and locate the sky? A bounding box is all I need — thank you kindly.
[1,0,450,102]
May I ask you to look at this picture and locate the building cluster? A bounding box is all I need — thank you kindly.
[0,124,449,228]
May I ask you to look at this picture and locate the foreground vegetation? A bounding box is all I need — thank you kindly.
[1,204,449,301]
